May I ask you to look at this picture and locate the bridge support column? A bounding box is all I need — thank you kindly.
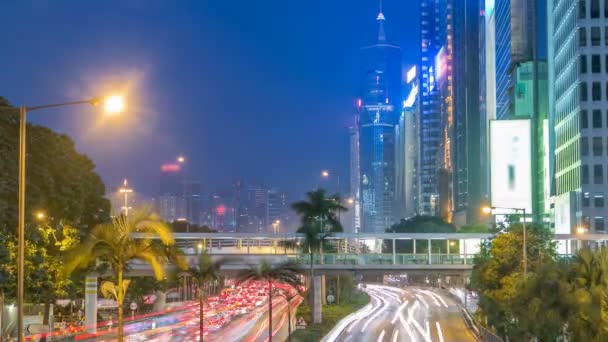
[413,239,416,254]
[392,239,396,264]
[463,240,467,265]
[85,275,98,334]
[312,275,322,323]
[428,239,431,265]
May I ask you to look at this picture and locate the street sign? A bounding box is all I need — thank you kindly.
[130,302,138,311]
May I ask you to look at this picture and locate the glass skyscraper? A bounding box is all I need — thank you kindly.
[419,0,444,216]
[357,7,402,233]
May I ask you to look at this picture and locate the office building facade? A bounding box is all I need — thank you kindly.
[549,0,608,233]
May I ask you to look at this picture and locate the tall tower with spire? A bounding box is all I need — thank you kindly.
[355,2,402,234]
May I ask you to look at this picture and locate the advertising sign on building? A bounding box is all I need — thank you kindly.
[490,119,532,212]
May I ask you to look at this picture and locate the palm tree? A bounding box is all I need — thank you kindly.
[292,189,346,322]
[236,261,302,342]
[181,251,226,342]
[64,208,176,341]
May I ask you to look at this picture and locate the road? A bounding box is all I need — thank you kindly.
[325,284,476,342]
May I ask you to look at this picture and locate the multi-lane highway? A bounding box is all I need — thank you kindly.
[324,284,476,342]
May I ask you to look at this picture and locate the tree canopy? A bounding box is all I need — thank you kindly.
[0,97,110,236]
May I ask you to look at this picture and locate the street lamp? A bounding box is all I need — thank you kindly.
[15,95,124,341]
[576,225,588,250]
[481,205,528,276]
[177,156,185,164]
[34,211,45,221]
[321,170,342,223]
[272,219,281,234]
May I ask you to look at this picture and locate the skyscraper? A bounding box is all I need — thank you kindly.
[549,0,608,234]
[417,0,483,224]
[419,0,444,216]
[494,0,534,119]
[349,126,361,233]
[183,179,202,225]
[451,0,482,224]
[395,66,420,220]
[266,189,287,232]
[357,4,402,233]
[158,163,186,222]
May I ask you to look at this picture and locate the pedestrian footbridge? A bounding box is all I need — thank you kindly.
[129,232,599,275]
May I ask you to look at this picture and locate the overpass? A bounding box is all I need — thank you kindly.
[129,232,601,275]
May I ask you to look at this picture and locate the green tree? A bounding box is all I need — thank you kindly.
[64,208,176,341]
[292,189,346,321]
[0,97,110,237]
[180,251,226,342]
[470,222,557,339]
[566,248,608,341]
[236,261,302,342]
[385,215,456,253]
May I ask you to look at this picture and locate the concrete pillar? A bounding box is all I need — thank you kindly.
[428,239,431,265]
[85,275,98,333]
[321,275,327,305]
[313,276,322,323]
[413,239,416,254]
[153,290,167,311]
[464,240,467,265]
[344,239,348,254]
[392,239,396,264]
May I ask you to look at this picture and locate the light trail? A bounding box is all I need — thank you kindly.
[436,321,445,342]
[391,300,409,324]
[391,329,399,342]
[377,329,386,342]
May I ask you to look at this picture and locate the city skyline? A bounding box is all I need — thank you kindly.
[0,0,419,199]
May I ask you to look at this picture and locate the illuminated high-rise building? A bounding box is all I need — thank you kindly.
[395,66,420,220]
[549,0,608,234]
[418,0,484,224]
[158,163,186,222]
[356,4,402,233]
[419,0,444,216]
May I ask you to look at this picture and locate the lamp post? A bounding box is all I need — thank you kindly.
[481,206,527,276]
[15,95,124,341]
[119,179,133,217]
[321,170,342,224]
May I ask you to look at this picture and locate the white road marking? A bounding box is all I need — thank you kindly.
[436,322,445,342]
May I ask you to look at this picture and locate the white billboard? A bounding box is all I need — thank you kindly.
[490,119,532,212]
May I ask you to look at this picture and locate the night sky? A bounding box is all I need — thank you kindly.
[0,0,419,199]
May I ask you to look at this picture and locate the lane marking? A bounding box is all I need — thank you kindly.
[377,329,386,342]
[435,322,445,342]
